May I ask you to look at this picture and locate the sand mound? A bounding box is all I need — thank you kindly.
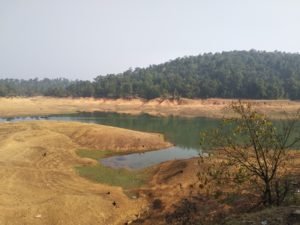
[0,121,170,225]
[42,121,171,151]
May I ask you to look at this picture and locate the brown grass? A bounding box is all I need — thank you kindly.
[133,151,300,225]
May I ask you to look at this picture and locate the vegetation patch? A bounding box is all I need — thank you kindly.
[76,149,113,159]
[75,149,150,189]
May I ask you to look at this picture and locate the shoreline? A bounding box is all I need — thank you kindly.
[0,96,299,119]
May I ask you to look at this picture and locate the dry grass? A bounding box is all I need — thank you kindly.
[223,206,300,225]
[132,151,300,225]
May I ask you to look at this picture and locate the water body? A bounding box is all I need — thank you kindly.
[49,112,220,150]
[0,112,221,169]
[101,146,201,169]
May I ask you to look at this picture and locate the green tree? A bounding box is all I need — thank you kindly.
[201,101,300,206]
[1,50,300,99]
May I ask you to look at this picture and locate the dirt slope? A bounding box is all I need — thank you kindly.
[0,121,171,225]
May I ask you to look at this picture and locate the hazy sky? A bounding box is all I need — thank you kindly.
[0,0,300,80]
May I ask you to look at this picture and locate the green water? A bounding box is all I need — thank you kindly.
[47,112,221,150]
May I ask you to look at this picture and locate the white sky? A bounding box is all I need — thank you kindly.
[0,0,299,80]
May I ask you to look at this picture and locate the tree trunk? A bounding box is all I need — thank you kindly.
[263,181,273,206]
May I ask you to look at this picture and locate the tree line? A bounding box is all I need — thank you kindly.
[1,50,300,99]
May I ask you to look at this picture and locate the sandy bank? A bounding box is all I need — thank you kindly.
[0,96,299,118]
[0,121,170,225]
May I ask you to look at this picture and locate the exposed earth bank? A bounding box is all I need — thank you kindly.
[0,96,300,118]
[0,121,171,225]
[133,152,300,225]
[1,97,300,224]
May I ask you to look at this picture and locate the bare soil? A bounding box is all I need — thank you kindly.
[0,121,170,225]
[132,151,300,225]
[0,96,299,118]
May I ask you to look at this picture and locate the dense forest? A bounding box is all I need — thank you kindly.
[1,50,300,99]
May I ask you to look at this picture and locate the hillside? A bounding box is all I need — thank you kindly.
[1,50,300,99]
[94,50,300,99]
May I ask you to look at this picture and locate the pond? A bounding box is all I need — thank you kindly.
[0,112,221,169]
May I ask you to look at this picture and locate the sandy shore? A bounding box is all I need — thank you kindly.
[0,121,171,225]
[0,96,299,118]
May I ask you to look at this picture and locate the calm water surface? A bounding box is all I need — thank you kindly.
[0,112,221,169]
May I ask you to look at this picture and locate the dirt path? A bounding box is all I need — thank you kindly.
[0,121,170,225]
[0,97,299,118]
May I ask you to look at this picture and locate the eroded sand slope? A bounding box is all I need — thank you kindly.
[0,97,300,118]
[0,121,170,225]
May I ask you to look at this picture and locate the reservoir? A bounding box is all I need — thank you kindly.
[0,112,221,168]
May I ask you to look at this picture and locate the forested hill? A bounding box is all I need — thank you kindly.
[1,50,300,99]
